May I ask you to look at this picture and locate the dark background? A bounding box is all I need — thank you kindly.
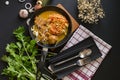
[0,0,120,80]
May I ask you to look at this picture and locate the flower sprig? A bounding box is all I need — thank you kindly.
[77,0,105,24]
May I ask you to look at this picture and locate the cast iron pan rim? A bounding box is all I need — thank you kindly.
[29,5,72,48]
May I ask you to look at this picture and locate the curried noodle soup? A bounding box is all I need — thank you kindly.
[31,11,69,44]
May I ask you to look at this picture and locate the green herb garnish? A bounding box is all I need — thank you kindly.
[1,26,53,80]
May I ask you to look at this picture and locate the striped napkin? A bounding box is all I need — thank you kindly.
[62,25,112,80]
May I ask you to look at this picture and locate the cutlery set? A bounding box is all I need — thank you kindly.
[49,49,92,73]
[48,37,102,79]
[54,48,92,66]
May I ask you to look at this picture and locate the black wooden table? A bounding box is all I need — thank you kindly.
[0,0,120,80]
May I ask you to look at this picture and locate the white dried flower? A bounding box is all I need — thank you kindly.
[77,0,105,24]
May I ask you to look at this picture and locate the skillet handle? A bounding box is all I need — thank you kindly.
[41,48,48,62]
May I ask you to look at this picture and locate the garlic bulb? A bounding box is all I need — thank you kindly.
[19,9,29,18]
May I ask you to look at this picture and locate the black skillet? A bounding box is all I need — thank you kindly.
[28,6,72,63]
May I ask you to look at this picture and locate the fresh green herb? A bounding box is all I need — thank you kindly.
[42,0,51,7]
[1,26,53,80]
